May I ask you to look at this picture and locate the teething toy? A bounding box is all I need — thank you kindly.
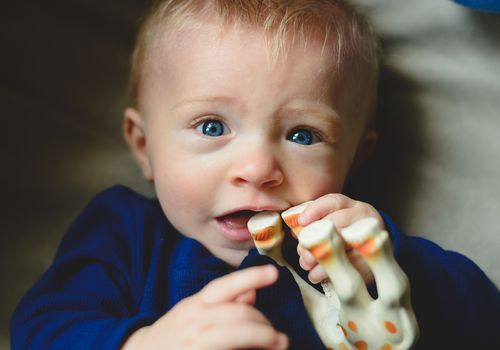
[248,211,338,346]
[247,208,419,350]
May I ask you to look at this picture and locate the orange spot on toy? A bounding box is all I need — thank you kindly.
[339,343,349,350]
[284,213,300,228]
[348,320,358,333]
[310,243,332,260]
[384,321,397,334]
[380,344,392,350]
[355,340,368,350]
[252,226,273,242]
[356,237,377,256]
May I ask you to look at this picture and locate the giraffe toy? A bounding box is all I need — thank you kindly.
[247,206,419,350]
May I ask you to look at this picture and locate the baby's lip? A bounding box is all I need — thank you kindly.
[216,206,287,230]
[217,205,287,218]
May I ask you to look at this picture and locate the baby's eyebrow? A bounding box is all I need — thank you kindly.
[281,104,342,124]
[171,95,238,111]
[170,95,343,129]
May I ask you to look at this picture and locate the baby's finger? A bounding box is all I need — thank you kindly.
[199,265,278,304]
[203,323,288,350]
[205,302,273,326]
[298,193,356,226]
[298,247,317,270]
[324,206,382,231]
[307,264,329,284]
[298,244,330,283]
[297,243,304,256]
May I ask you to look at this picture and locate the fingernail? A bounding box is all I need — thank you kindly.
[298,213,307,226]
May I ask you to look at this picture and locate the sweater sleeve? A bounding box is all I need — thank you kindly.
[10,186,159,350]
[380,212,500,349]
[452,0,500,12]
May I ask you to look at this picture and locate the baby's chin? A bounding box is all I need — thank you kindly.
[207,241,256,267]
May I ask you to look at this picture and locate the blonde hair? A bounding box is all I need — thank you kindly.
[129,0,380,121]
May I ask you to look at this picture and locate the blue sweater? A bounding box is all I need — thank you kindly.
[453,0,500,12]
[11,186,500,349]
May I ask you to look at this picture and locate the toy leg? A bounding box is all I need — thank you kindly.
[248,211,343,348]
[281,204,342,306]
[299,218,419,350]
[342,218,419,349]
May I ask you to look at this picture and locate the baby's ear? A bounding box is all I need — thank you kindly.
[123,107,153,181]
[351,128,378,173]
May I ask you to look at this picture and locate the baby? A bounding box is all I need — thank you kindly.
[11,1,499,349]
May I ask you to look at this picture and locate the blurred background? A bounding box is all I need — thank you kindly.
[1,1,152,347]
[1,0,499,347]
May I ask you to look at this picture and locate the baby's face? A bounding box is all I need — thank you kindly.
[129,21,371,266]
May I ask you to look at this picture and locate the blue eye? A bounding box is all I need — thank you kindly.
[196,119,228,137]
[287,129,316,145]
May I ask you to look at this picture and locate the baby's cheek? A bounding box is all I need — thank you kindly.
[295,169,344,201]
[284,152,347,199]
[155,171,205,223]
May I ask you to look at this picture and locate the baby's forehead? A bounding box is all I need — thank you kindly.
[151,19,339,77]
[146,1,358,68]
[147,22,341,94]
[132,2,379,122]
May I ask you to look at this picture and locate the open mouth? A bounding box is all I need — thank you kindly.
[215,210,259,241]
[216,210,257,229]
[216,208,292,242]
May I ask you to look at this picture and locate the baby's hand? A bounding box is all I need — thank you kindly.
[122,265,288,350]
[288,194,383,285]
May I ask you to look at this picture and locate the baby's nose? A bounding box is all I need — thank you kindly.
[228,143,284,189]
